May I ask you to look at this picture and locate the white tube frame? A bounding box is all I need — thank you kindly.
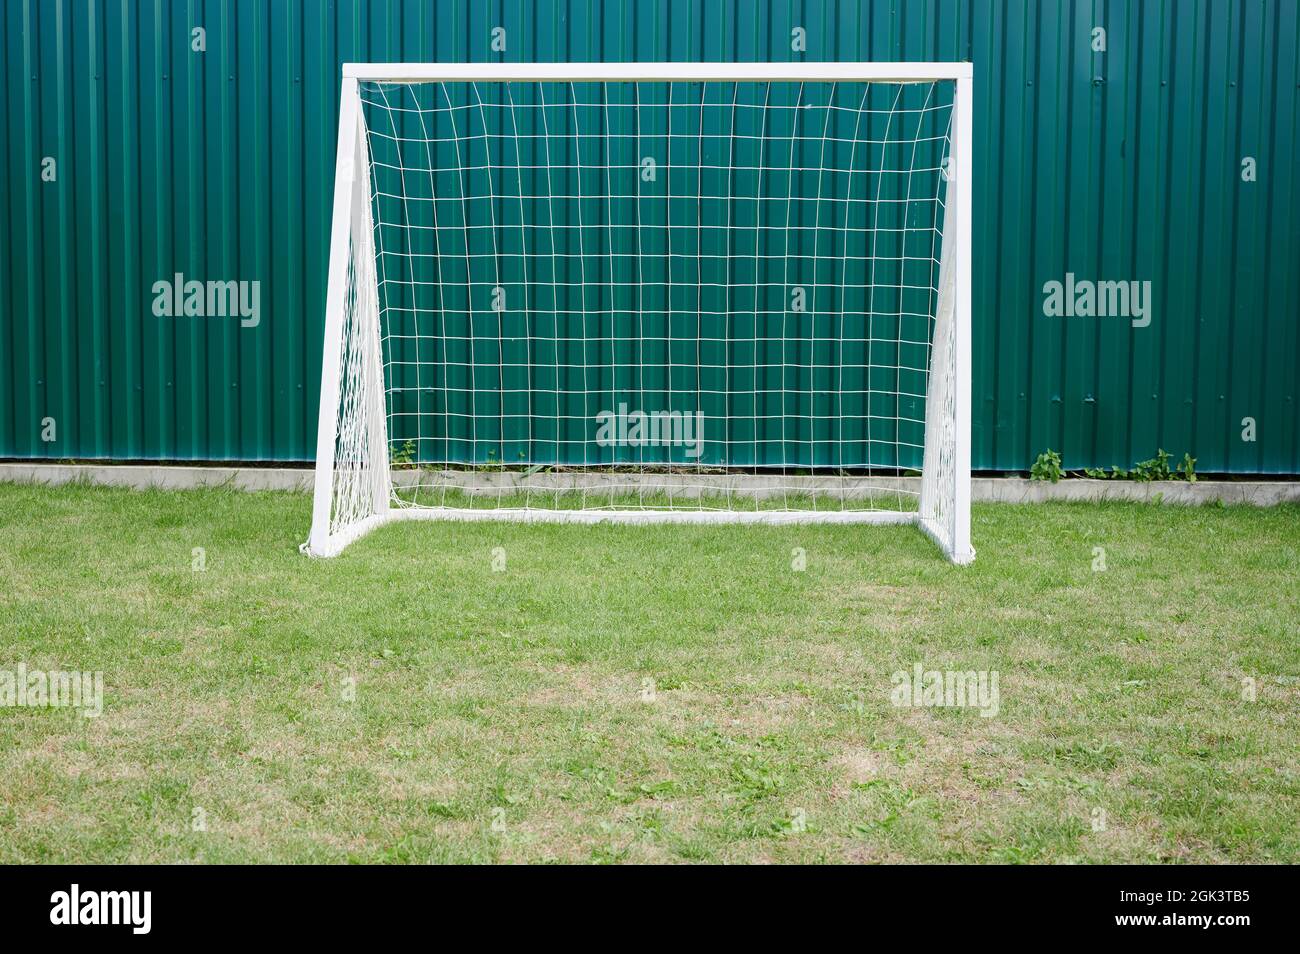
[342,62,972,83]
[308,63,973,562]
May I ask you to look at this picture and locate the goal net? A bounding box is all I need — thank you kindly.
[306,64,972,563]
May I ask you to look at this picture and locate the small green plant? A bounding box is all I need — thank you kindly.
[1132,448,1173,482]
[1030,449,1063,483]
[391,439,417,469]
[1074,450,1196,482]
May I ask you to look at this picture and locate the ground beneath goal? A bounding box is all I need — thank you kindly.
[0,484,1295,863]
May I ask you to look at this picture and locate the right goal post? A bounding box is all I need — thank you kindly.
[306,62,974,563]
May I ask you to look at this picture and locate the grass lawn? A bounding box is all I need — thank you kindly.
[0,482,1296,863]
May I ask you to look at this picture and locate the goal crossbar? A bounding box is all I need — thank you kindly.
[306,62,974,563]
[342,62,974,83]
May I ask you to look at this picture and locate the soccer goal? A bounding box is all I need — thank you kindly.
[305,62,973,563]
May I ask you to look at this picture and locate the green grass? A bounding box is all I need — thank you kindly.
[0,482,1296,863]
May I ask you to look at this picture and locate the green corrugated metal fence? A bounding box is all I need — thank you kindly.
[365,76,952,469]
[2,0,1298,472]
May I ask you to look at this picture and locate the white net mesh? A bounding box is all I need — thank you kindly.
[918,213,960,560]
[319,117,391,552]
[310,77,968,561]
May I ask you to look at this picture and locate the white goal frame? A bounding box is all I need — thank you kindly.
[306,62,974,562]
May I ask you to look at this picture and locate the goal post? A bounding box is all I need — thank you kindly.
[306,62,974,563]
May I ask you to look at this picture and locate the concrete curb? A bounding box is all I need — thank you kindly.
[0,463,315,492]
[970,477,1299,506]
[0,463,1296,505]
